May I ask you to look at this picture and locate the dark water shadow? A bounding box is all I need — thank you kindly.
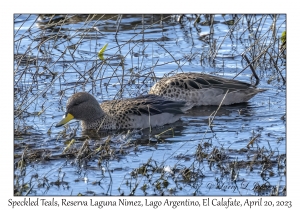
[185,102,252,117]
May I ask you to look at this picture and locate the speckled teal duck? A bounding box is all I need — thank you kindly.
[55,92,188,130]
[149,72,266,106]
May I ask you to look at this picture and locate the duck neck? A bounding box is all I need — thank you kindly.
[81,114,107,130]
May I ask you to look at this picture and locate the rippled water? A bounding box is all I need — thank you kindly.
[14,14,286,196]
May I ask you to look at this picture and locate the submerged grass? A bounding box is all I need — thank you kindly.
[14,129,286,195]
[14,14,286,195]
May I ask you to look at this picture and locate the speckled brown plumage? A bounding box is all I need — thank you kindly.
[149,72,266,106]
[56,92,188,130]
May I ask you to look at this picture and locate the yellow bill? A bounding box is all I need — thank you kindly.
[55,113,74,127]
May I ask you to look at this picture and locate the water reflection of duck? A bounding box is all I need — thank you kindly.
[149,72,266,107]
[56,92,188,131]
[79,120,186,143]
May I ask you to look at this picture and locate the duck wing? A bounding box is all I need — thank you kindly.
[100,94,186,116]
[151,73,253,93]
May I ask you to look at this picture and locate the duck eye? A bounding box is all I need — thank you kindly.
[74,102,80,106]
